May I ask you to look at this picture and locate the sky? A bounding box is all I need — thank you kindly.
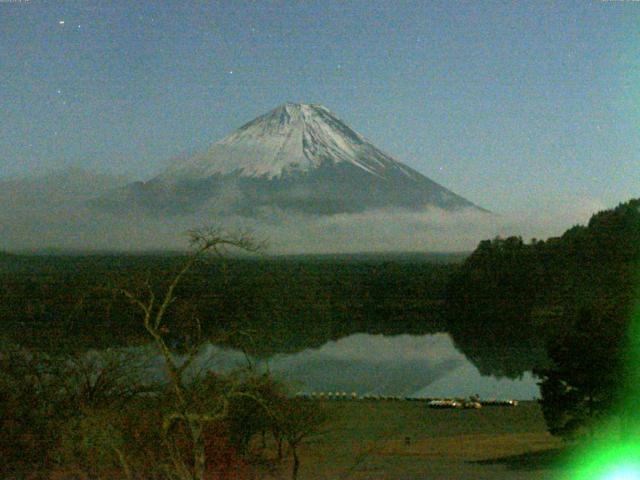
[1,0,638,215]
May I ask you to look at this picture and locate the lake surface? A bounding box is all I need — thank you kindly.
[194,333,539,400]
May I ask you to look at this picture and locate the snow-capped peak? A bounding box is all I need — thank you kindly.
[97,103,482,216]
[158,103,416,181]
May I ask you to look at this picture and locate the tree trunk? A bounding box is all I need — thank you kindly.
[113,447,133,480]
[291,446,300,480]
[588,395,594,439]
[191,421,206,480]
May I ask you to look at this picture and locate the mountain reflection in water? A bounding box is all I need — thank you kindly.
[194,333,539,400]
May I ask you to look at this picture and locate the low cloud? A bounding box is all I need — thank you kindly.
[0,171,607,253]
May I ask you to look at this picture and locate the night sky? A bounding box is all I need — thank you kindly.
[1,0,638,214]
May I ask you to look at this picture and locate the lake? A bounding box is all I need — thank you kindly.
[193,333,539,400]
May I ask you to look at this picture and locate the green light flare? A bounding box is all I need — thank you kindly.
[602,467,640,480]
[562,293,640,478]
[565,441,640,480]
[618,297,640,440]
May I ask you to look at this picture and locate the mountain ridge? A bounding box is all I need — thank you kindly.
[158,103,419,181]
[96,103,484,215]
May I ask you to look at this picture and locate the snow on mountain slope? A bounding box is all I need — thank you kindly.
[96,103,483,215]
[158,103,421,182]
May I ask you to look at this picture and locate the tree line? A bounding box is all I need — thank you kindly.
[0,252,452,356]
[446,198,640,438]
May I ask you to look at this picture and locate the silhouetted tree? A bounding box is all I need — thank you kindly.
[535,303,625,438]
[118,227,263,480]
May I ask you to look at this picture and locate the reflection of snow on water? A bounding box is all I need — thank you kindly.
[186,333,539,399]
[415,364,539,400]
[264,333,463,397]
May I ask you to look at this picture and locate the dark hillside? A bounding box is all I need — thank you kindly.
[0,254,455,355]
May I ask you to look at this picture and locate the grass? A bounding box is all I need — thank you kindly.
[288,400,565,480]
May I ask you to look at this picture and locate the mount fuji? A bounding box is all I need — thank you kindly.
[96,103,483,215]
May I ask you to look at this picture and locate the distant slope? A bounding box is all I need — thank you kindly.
[0,168,129,206]
[0,169,131,252]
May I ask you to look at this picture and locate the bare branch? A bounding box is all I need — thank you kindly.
[119,288,151,316]
[113,226,265,480]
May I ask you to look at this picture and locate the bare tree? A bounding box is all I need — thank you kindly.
[119,227,264,480]
[56,349,157,411]
[273,399,327,480]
